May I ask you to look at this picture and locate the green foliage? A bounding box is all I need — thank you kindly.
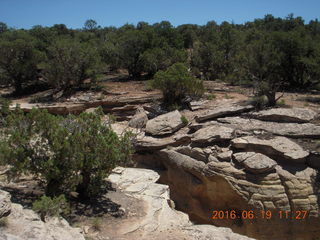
[151,63,204,106]
[249,95,267,110]
[205,94,216,100]
[43,37,103,90]
[32,195,69,221]
[0,108,133,198]
[180,115,189,125]
[0,30,44,93]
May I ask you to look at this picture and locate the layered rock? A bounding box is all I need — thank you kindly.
[195,104,253,122]
[190,117,320,138]
[153,149,320,240]
[231,136,309,163]
[191,125,234,146]
[249,107,317,123]
[107,167,253,240]
[233,152,277,174]
[146,110,185,136]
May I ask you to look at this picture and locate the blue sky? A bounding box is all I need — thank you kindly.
[1,0,319,29]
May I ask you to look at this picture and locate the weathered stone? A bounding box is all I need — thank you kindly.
[146,110,185,136]
[217,150,233,162]
[189,100,209,111]
[107,167,253,240]
[128,107,148,128]
[217,117,320,138]
[233,152,277,174]
[195,104,254,122]
[0,190,11,218]
[1,202,84,240]
[192,125,234,145]
[176,146,207,162]
[231,136,309,163]
[250,107,317,123]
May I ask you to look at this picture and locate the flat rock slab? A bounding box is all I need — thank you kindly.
[146,110,185,136]
[192,125,234,145]
[195,104,254,122]
[189,100,209,111]
[217,117,320,138]
[233,152,277,174]
[250,107,317,123]
[231,136,309,164]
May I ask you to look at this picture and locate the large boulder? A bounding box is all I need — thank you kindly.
[192,125,234,145]
[145,110,185,136]
[195,104,253,122]
[231,136,309,164]
[233,152,277,174]
[0,190,11,218]
[249,107,317,123]
[216,117,320,138]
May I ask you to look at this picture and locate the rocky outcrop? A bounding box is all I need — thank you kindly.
[107,167,254,240]
[152,148,320,240]
[195,104,253,122]
[189,100,209,111]
[189,117,320,138]
[145,110,185,136]
[0,193,84,240]
[231,136,309,163]
[233,152,277,174]
[128,107,148,128]
[249,107,317,123]
[192,125,234,146]
[0,190,11,218]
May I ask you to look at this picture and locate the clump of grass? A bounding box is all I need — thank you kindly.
[0,217,9,228]
[249,95,267,110]
[91,217,102,231]
[277,99,286,106]
[180,115,188,125]
[206,94,216,100]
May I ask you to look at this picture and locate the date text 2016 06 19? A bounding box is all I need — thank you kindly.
[212,210,309,220]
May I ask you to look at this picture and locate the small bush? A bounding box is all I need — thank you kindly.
[151,63,204,107]
[250,95,267,110]
[32,195,69,222]
[180,115,188,125]
[206,94,216,100]
[277,99,286,106]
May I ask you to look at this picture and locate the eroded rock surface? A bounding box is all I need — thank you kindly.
[128,107,148,129]
[233,152,277,174]
[217,117,320,138]
[146,110,185,136]
[231,136,309,163]
[195,104,253,122]
[249,107,317,123]
[0,195,84,240]
[192,125,234,145]
[107,167,254,240]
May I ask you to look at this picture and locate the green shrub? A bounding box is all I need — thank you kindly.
[206,94,216,100]
[277,99,286,106]
[32,195,69,222]
[250,95,267,110]
[180,115,188,125]
[151,63,204,106]
[0,108,133,198]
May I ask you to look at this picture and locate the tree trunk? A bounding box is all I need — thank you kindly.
[77,171,91,199]
[266,91,277,107]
